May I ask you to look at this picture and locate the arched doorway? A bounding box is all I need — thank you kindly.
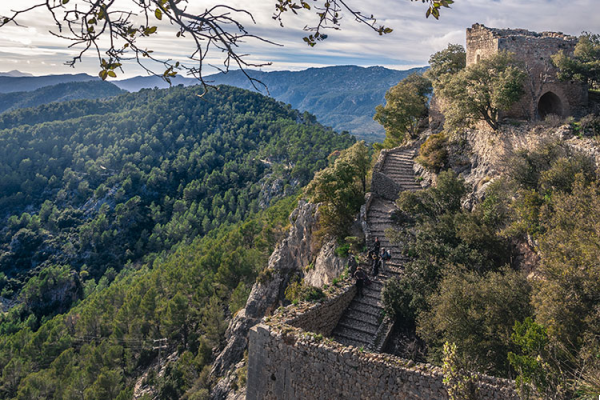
[538,91,563,119]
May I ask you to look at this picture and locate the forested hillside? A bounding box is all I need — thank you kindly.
[0,81,125,115]
[0,195,300,400]
[0,84,354,337]
[114,66,427,141]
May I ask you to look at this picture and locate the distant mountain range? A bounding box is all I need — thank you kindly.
[0,80,124,114]
[0,73,96,93]
[0,70,34,77]
[112,66,428,141]
[0,66,427,141]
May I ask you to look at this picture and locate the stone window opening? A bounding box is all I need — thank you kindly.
[538,91,563,119]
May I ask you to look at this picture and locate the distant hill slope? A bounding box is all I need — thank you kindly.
[0,73,96,93]
[113,66,428,141]
[0,70,33,77]
[0,81,125,114]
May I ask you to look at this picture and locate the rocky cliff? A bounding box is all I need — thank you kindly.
[210,200,348,399]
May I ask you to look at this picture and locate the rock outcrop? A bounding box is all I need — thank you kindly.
[211,199,346,399]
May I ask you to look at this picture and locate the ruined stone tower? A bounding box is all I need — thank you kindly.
[466,23,588,120]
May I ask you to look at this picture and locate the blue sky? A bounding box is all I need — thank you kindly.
[0,0,598,78]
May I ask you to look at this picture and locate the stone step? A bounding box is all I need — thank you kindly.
[332,330,372,348]
[383,168,416,173]
[347,300,384,318]
[353,293,383,309]
[363,287,383,301]
[384,161,414,166]
[385,167,413,172]
[336,318,379,336]
[368,210,397,217]
[343,309,382,327]
[386,157,414,163]
[333,326,376,346]
[380,269,403,279]
[385,176,418,182]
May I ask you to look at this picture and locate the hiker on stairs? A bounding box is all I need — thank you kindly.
[353,267,368,297]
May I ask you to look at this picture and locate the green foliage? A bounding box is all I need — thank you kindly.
[419,267,532,376]
[508,318,556,399]
[0,195,298,399]
[334,242,350,258]
[425,44,466,89]
[534,177,600,349]
[387,137,600,389]
[396,170,467,219]
[305,141,371,237]
[505,142,596,237]
[284,279,325,303]
[0,84,353,329]
[442,342,479,400]
[438,51,527,130]
[416,132,448,172]
[374,73,432,146]
[552,32,600,89]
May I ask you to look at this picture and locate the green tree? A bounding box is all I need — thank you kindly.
[425,43,466,89]
[418,267,532,376]
[304,141,371,236]
[552,32,600,89]
[374,73,432,146]
[533,176,600,349]
[438,51,526,130]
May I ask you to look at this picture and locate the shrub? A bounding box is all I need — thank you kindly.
[334,242,350,257]
[416,133,448,172]
[284,280,325,303]
[580,114,600,136]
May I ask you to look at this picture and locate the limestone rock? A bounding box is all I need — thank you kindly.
[210,200,321,398]
[304,239,346,288]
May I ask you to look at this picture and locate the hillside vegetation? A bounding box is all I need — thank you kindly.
[112,66,427,142]
[0,85,354,337]
[378,40,600,399]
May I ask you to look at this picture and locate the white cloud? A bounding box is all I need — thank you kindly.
[0,0,598,77]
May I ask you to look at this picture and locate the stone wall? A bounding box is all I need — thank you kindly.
[466,23,588,120]
[286,285,356,336]
[371,146,414,201]
[247,283,520,400]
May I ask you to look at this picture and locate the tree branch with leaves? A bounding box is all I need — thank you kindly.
[0,0,454,88]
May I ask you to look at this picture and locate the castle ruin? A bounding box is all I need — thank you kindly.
[466,23,588,120]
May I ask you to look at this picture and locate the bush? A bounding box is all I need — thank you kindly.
[284,280,325,303]
[416,133,448,172]
[580,114,600,136]
[418,267,533,376]
[334,242,350,258]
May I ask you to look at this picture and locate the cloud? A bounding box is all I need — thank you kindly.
[0,0,598,77]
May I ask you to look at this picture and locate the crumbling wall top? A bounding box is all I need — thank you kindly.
[468,23,577,42]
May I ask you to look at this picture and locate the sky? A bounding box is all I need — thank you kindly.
[0,0,598,78]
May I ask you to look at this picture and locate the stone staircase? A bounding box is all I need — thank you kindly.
[332,147,421,349]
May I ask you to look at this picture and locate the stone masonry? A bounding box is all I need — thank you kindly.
[246,280,520,400]
[331,146,421,350]
[467,23,588,120]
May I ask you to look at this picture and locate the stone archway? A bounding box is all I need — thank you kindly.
[538,91,563,119]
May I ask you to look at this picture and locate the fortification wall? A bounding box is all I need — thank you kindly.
[247,282,520,400]
[286,284,356,335]
[466,23,588,120]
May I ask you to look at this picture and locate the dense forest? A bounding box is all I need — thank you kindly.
[0,194,299,399]
[0,84,354,346]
